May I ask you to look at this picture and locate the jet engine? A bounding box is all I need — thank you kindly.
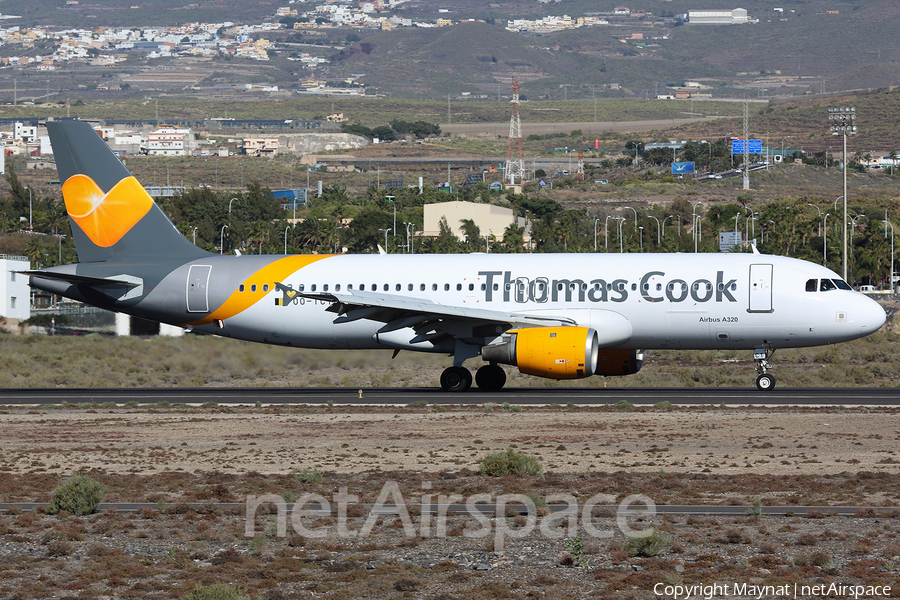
[594,349,644,376]
[481,327,599,379]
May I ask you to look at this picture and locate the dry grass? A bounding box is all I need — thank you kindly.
[0,327,898,389]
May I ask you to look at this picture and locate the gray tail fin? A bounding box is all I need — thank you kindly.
[47,120,209,264]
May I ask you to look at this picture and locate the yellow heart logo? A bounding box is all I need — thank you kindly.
[61,174,154,248]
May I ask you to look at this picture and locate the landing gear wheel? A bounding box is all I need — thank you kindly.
[475,364,507,392]
[756,373,776,391]
[440,366,472,392]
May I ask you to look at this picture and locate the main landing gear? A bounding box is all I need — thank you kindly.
[754,347,776,391]
[440,364,507,392]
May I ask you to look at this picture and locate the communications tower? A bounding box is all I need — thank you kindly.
[504,79,525,184]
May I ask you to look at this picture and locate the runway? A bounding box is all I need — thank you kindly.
[0,386,897,405]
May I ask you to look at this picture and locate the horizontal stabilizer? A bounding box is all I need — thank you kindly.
[20,270,144,301]
[18,270,139,289]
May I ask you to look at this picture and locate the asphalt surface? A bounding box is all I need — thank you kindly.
[0,502,888,517]
[0,387,896,405]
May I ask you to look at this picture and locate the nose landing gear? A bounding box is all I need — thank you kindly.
[754,347,776,391]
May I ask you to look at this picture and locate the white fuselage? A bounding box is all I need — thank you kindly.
[197,253,885,352]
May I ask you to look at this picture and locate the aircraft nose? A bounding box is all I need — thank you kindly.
[858,295,886,335]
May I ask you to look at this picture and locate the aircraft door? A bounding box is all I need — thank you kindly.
[748,264,773,313]
[186,265,212,313]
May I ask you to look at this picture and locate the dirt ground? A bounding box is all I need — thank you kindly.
[2,405,900,599]
[1,405,899,478]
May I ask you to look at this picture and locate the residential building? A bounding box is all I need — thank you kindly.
[0,255,31,333]
[241,138,279,157]
[146,127,195,156]
[422,200,530,244]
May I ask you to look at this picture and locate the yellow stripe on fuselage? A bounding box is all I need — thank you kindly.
[188,254,332,325]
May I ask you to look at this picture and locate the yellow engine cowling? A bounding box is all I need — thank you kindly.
[482,327,599,380]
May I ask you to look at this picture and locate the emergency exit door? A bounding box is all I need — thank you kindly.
[186,265,212,313]
[748,263,773,313]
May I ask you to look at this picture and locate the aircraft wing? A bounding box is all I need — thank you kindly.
[276,282,575,331]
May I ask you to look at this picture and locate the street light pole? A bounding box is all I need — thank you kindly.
[593,218,600,251]
[808,203,822,236]
[605,215,616,250]
[220,224,228,255]
[691,202,702,252]
[190,226,197,245]
[379,228,391,252]
[885,220,895,291]
[649,216,660,245]
[24,186,32,230]
[284,225,290,255]
[386,195,396,249]
[617,217,624,253]
[639,226,644,251]
[823,213,830,266]
[828,106,857,281]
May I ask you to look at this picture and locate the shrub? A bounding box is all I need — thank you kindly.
[624,528,670,557]
[294,467,324,484]
[478,447,543,477]
[46,475,106,516]
[181,583,251,600]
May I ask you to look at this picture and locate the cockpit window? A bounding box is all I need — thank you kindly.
[820,279,837,292]
[805,279,817,292]
[833,279,852,290]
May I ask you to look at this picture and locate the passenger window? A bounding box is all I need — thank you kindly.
[681,283,687,291]
[820,279,837,292]
[805,279,817,292]
[493,283,499,291]
[408,283,414,291]
[481,284,486,291]
[347,284,352,290]
[239,284,245,292]
[667,283,674,292]
[420,284,426,291]
[618,282,625,291]
[335,284,341,291]
[323,284,329,291]
[395,284,401,291]
[310,284,315,292]
[444,284,450,291]
[263,284,269,292]
[730,283,737,291]
[642,283,649,291]
[581,283,588,291]
[706,283,712,291]
[251,284,257,292]
[457,283,462,291]
[383,284,389,292]
[298,284,305,292]
[631,283,637,291]
[433,284,438,291]
[468,283,474,291]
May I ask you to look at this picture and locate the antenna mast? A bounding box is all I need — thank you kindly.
[505,78,525,185]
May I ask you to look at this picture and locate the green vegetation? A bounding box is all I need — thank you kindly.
[293,467,324,485]
[478,447,543,477]
[46,474,106,516]
[624,528,670,557]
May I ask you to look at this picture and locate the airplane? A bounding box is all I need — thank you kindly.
[22,120,887,392]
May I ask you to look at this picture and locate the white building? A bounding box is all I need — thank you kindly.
[146,127,195,156]
[422,201,530,243]
[14,122,36,142]
[687,8,752,24]
[0,255,31,332]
